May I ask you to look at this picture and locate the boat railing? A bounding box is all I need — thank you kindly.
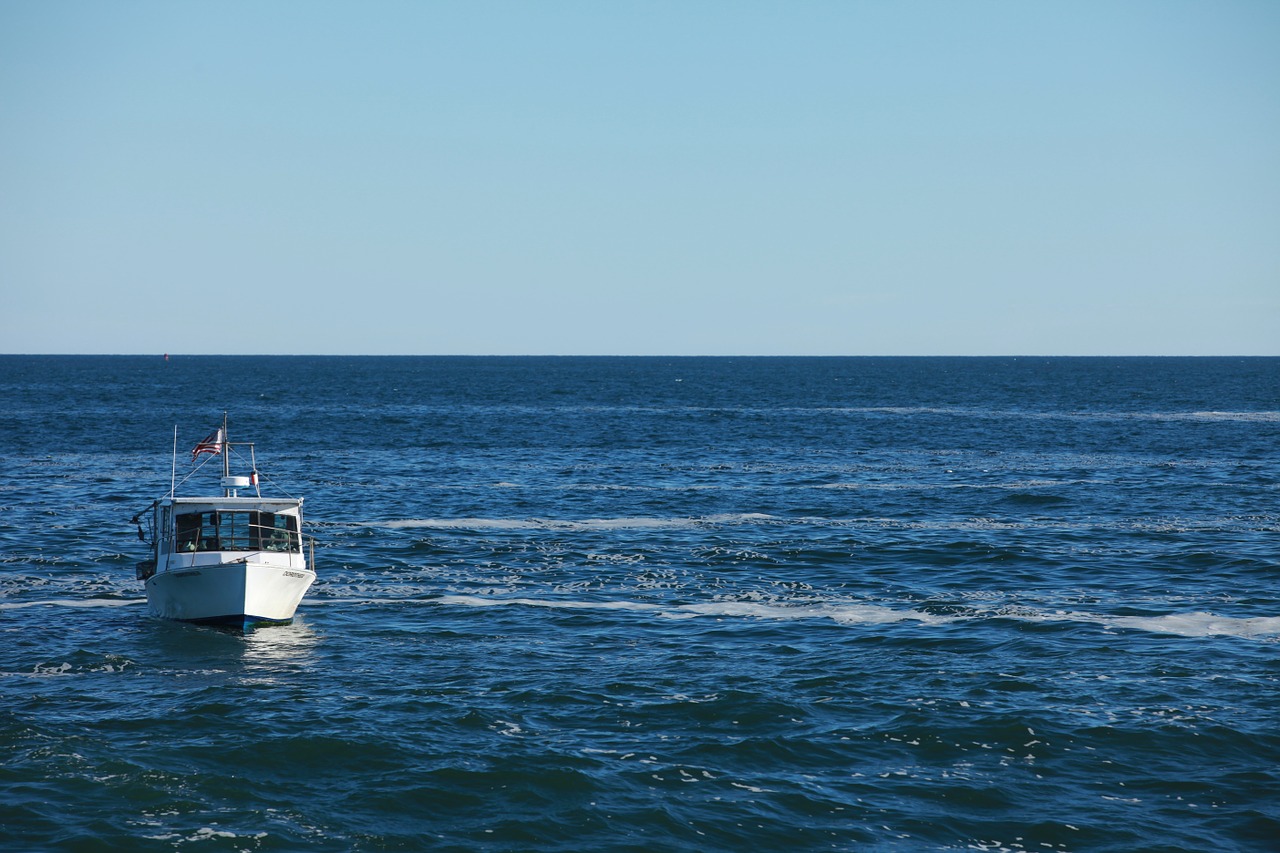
[151,533,318,574]
[173,521,302,554]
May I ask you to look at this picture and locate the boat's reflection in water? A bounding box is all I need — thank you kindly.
[144,614,321,685]
[235,617,319,671]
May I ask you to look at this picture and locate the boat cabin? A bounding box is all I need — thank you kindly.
[131,416,316,626]
[139,496,306,579]
[174,507,300,553]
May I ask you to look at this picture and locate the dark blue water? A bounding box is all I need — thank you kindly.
[2,356,1278,851]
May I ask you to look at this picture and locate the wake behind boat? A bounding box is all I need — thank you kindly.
[132,415,315,629]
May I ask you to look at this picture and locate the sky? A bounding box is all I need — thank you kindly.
[1,1,1277,356]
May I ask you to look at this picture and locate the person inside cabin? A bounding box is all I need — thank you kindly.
[175,511,224,551]
[176,512,201,552]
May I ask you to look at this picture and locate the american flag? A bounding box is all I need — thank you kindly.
[192,428,223,460]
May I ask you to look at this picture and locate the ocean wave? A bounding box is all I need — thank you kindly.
[981,606,1280,639]
[13,592,1274,642]
[0,598,144,611]
[1083,611,1280,639]
[144,828,269,844]
[431,594,956,626]
[395,595,1280,639]
[356,513,1279,536]
[791,406,1280,424]
[1138,410,1280,423]
[379,513,779,531]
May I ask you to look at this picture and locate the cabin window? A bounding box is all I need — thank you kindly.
[220,511,252,550]
[172,510,300,552]
[175,512,202,551]
[252,511,300,552]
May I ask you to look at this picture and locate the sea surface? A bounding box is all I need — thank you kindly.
[1,355,1277,852]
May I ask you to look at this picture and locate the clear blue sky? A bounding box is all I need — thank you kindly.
[2,1,1277,355]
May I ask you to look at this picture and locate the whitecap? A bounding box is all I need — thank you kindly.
[729,781,776,793]
[431,594,946,626]
[435,594,664,614]
[0,598,144,611]
[674,599,950,626]
[382,518,545,530]
[1146,410,1280,423]
[1103,612,1280,638]
[425,594,1280,639]
[378,514,777,531]
[702,512,779,524]
[1006,607,1280,639]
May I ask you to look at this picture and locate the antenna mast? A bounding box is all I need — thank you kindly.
[221,411,230,496]
[170,425,177,498]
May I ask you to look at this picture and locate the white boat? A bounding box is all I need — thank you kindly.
[133,415,315,629]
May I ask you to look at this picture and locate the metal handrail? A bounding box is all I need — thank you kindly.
[153,533,319,570]
[171,520,303,554]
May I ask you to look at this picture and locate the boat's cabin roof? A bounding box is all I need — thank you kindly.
[159,499,305,554]
[161,496,303,514]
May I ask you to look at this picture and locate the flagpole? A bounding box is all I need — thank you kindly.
[170,425,177,498]
[221,411,230,496]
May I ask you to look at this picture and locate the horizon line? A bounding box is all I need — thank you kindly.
[3,353,1277,359]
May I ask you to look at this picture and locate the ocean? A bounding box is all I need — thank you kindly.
[1,355,1277,851]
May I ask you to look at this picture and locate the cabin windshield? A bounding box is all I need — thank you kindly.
[173,510,299,553]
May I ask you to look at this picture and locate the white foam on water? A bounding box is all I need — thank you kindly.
[1101,611,1280,638]
[437,594,665,614]
[703,512,778,524]
[369,512,1274,536]
[380,513,779,531]
[0,598,144,611]
[837,407,1280,424]
[383,518,545,530]
[575,518,696,530]
[144,828,267,843]
[433,594,948,626]
[430,594,1279,639]
[1008,608,1280,639]
[1147,410,1280,423]
[730,781,776,794]
[673,599,954,625]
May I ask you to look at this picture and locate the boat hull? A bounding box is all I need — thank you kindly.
[145,560,315,626]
